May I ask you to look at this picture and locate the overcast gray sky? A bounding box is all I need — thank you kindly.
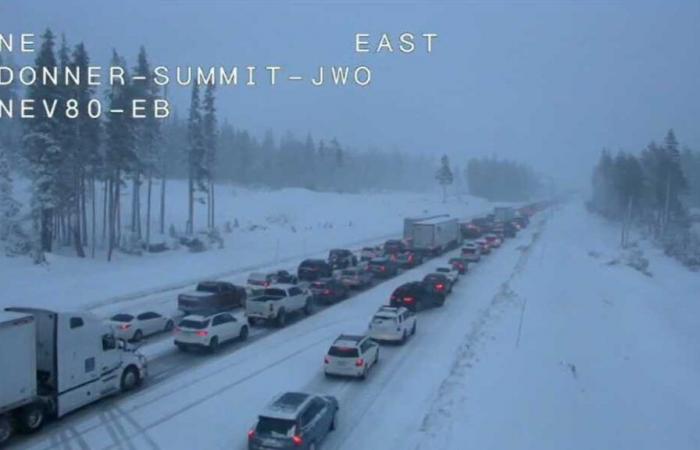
[1,0,699,187]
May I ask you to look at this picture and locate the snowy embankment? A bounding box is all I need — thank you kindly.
[0,184,490,312]
[411,202,700,450]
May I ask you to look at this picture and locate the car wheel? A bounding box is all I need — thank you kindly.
[0,415,12,444]
[401,331,407,345]
[132,329,143,343]
[239,325,249,341]
[411,322,417,335]
[309,442,317,450]
[175,342,187,352]
[17,403,45,434]
[164,320,174,332]
[304,299,313,315]
[359,367,367,381]
[276,309,287,327]
[208,336,219,352]
[330,411,337,431]
[120,366,140,391]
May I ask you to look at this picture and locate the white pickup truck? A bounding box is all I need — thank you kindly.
[245,284,313,327]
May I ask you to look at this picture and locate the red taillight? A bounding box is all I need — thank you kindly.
[292,435,303,446]
[120,324,131,330]
[380,266,385,271]
[324,356,330,364]
[403,296,415,304]
[408,254,414,262]
[436,283,445,291]
[323,289,331,295]
[355,358,365,367]
[248,430,255,441]
[196,330,208,337]
[174,327,181,334]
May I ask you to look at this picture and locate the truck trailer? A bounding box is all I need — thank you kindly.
[404,216,461,255]
[0,308,148,444]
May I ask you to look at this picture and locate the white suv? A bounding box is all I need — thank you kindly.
[367,306,417,343]
[174,312,249,352]
[324,334,379,380]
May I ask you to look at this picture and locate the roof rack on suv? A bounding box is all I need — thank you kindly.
[377,305,401,313]
[335,334,364,343]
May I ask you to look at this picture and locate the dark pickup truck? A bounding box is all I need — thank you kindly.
[178,281,247,314]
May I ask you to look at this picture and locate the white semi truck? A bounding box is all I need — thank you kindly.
[0,308,148,444]
[404,215,461,255]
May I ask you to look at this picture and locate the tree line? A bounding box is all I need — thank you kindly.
[0,29,436,263]
[464,157,541,202]
[589,129,699,252]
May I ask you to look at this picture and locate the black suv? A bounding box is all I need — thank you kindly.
[367,257,399,278]
[248,392,339,450]
[421,273,451,302]
[309,278,349,304]
[389,281,442,311]
[298,259,333,282]
[383,239,407,255]
[328,248,357,270]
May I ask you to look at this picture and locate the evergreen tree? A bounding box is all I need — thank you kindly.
[435,155,454,203]
[202,84,217,229]
[186,84,207,234]
[22,29,63,259]
[0,145,25,256]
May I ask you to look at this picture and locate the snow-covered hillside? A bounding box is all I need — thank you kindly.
[0,184,490,312]
[7,201,699,450]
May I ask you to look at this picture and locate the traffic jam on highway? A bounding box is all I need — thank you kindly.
[0,203,547,447]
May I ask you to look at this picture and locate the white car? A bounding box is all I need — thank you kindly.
[108,311,174,342]
[461,243,482,262]
[367,306,416,343]
[324,334,379,380]
[174,312,249,352]
[435,266,459,286]
[245,284,313,326]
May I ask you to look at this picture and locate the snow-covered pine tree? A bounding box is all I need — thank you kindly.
[186,84,207,235]
[22,29,63,258]
[0,145,23,253]
[202,84,217,230]
[435,154,454,203]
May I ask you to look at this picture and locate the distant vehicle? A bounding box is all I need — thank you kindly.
[435,266,459,286]
[0,308,147,444]
[367,306,416,344]
[484,233,502,248]
[108,311,174,342]
[461,222,482,239]
[392,250,423,268]
[366,257,399,278]
[492,224,506,240]
[248,392,338,450]
[337,267,373,289]
[472,217,495,233]
[360,246,383,261]
[274,270,299,285]
[448,257,468,274]
[174,312,249,352]
[494,206,516,222]
[328,249,357,270]
[297,259,333,282]
[247,272,277,288]
[475,238,492,255]
[461,243,482,262]
[309,278,349,304]
[421,273,451,302]
[503,221,519,238]
[324,334,379,380]
[246,285,313,327]
[513,215,529,228]
[178,281,247,314]
[383,239,408,255]
[389,281,441,311]
[404,216,461,255]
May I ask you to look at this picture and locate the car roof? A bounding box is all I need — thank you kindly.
[333,334,365,347]
[267,283,295,289]
[262,392,314,420]
[370,257,389,262]
[375,305,404,316]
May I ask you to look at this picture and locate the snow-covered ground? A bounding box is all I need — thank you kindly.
[6,200,699,450]
[0,184,490,313]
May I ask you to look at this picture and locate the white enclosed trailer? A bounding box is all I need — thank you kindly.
[0,308,148,444]
[407,216,461,255]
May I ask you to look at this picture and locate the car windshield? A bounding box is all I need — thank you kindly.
[328,346,360,357]
[341,270,356,276]
[373,315,397,323]
[311,282,328,289]
[264,288,287,297]
[196,283,219,293]
[256,416,296,438]
[424,275,443,283]
[111,314,133,322]
[436,268,450,273]
[179,319,209,329]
